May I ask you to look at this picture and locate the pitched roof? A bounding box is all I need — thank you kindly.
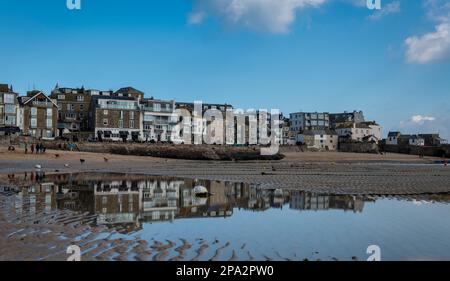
[115,87,145,96]
[388,131,401,137]
[399,134,424,140]
[0,84,10,92]
[19,91,58,107]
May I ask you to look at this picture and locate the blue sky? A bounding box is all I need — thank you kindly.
[1,0,449,138]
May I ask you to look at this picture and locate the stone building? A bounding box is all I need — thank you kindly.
[17,90,58,139]
[114,87,144,100]
[398,134,425,146]
[296,129,338,150]
[50,86,93,134]
[419,134,447,146]
[92,95,141,142]
[330,110,365,128]
[0,84,21,135]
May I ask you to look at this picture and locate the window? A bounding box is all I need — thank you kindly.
[46,118,52,128]
[166,104,171,111]
[154,103,161,112]
[58,95,65,100]
[46,130,52,138]
[65,113,76,119]
[77,95,84,102]
[5,116,16,125]
[79,104,84,111]
[103,119,108,126]
[3,94,14,104]
[102,197,108,204]
[31,118,37,128]
[129,120,134,128]
[31,107,37,116]
[118,119,124,128]
[130,111,134,120]
[120,111,124,119]
[46,108,52,117]
[5,104,15,113]
[103,110,108,115]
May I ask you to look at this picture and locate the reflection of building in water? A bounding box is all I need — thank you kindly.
[178,180,233,219]
[289,191,365,213]
[141,180,182,222]
[5,173,372,234]
[94,180,141,228]
[10,179,57,215]
[56,183,95,214]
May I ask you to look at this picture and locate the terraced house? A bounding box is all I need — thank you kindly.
[175,102,234,144]
[92,94,141,142]
[140,98,176,142]
[50,85,94,134]
[18,90,58,138]
[0,84,21,135]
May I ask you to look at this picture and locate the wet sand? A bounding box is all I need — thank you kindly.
[1,146,450,261]
[1,147,449,195]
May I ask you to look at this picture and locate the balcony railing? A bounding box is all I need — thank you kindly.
[99,104,139,110]
[141,106,173,113]
[32,101,53,108]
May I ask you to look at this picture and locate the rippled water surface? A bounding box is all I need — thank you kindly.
[2,173,450,261]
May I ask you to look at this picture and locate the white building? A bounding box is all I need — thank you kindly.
[386,131,401,145]
[140,98,176,142]
[408,135,425,146]
[335,121,382,143]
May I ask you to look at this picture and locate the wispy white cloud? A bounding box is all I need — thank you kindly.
[410,115,436,124]
[188,0,327,34]
[187,0,405,34]
[405,23,450,63]
[368,1,400,20]
[188,11,207,25]
[398,114,449,140]
[405,0,450,64]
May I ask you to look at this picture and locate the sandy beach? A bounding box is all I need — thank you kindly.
[0,146,449,195]
[1,146,450,261]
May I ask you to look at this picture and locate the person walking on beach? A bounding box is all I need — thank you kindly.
[31,143,35,154]
[24,143,28,154]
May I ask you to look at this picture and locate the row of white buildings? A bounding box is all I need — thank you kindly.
[285,111,382,150]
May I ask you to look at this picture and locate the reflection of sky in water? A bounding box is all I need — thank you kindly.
[138,199,450,261]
